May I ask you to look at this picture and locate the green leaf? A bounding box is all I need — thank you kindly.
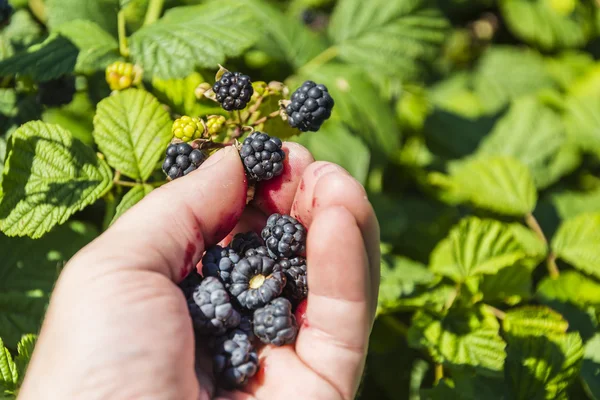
[0,35,78,82]
[93,89,172,181]
[0,338,17,389]
[564,94,600,156]
[0,138,6,178]
[430,72,486,118]
[55,20,120,74]
[295,63,400,155]
[503,306,584,400]
[408,305,506,375]
[328,0,449,80]
[42,93,95,147]
[551,212,600,279]
[473,47,555,113]
[46,0,119,37]
[293,120,370,184]
[14,334,36,381]
[499,0,595,51]
[129,1,262,79]
[476,96,567,188]
[0,89,16,117]
[3,9,43,48]
[582,334,600,400]
[245,0,327,68]
[480,263,532,305]
[446,156,538,216]
[548,188,600,221]
[0,121,112,238]
[0,222,97,347]
[545,51,595,90]
[537,270,600,307]
[151,72,207,117]
[111,184,153,224]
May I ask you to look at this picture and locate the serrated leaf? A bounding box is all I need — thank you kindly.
[93,89,171,181]
[447,156,537,216]
[551,212,600,279]
[245,0,327,68]
[0,338,17,389]
[293,120,370,184]
[549,188,600,221]
[0,35,78,82]
[14,334,36,381]
[476,96,566,188]
[328,0,449,80]
[295,63,400,155]
[151,72,208,117]
[0,122,112,238]
[55,20,120,74]
[582,334,600,400]
[129,1,262,79]
[0,221,97,347]
[499,0,595,51]
[480,263,532,305]
[46,0,119,37]
[564,94,600,156]
[111,184,153,224]
[408,305,506,375]
[537,270,600,307]
[430,72,486,118]
[503,306,584,400]
[473,47,555,113]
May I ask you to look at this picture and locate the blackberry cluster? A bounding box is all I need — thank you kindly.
[240,132,285,182]
[0,0,12,26]
[286,81,334,132]
[180,214,308,390]
[162,143,206,180]
[37,75,76,107]
[213,71,253,111]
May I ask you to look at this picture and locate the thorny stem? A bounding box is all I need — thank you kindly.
[118,10,130,57]
[247,94,265,117]
[143,0,165,26]
[300,46,339,73]
[434,364,444,384]
[484,304,506,320]
[113,171,138,188]
[525,213,559,279]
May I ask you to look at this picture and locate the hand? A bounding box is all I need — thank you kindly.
[18,144,380,400]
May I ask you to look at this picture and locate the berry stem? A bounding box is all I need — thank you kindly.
[434,364,444,384]
[143,0,165,26]
[484,304,506,320]
[113,171,139,187]
[118,10,130,57]
[524,213,559,278]
[547,252,560,279]
[252,110,281,127]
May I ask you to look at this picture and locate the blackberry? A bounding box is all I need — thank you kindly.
[162,143,207,180]
[178,269,202,299]
[286,81,334,132]
[37,75,76,107]
[0,0,12,26]
[229,253,286,310]
[239,314,255,341]
[243,245,270,258]
[188,277,241,335]
[261,214,307,259]
[212,329,258,389]
[253,298,298,346]
[105,61,143,91]
[240,132,285,181]
[301,9,316,25]
[230,231,263,255]
[213,71,253,111]
[172,116,204,142]
[280,257,308,302]
[201,245,241,288]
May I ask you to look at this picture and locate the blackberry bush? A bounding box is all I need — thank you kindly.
[213,71,253,111]
[286,81,334,132]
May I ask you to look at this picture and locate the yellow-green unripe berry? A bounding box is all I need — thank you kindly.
[105,61,143,91]
[172,116,204,142]
[206,115,226,137]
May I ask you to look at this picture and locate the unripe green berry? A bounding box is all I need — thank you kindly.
[106,61,143,91]
[206,115,226,138]
[172,116,204,142]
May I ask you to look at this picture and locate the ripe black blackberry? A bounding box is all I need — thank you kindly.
[201,245,241,288]
[0,0,12,26]
[240,132,285,181]
[280,256,308,302]
[188,277,241,336]
[261,214,307,259]
[229,252,286,310]
[286,81,334,132]
[253,298,298,346]
[37,76,76,107]
[162,143,206,180]
[213,71,253,111]
[178,269,203,299]
[230,231,263,255]
[212,329,258,389]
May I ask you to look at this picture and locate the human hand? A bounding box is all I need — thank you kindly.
[18,143,380,400]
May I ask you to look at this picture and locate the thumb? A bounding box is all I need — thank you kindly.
[75,146,247,282]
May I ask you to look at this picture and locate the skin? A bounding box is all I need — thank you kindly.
[18,143,381,400]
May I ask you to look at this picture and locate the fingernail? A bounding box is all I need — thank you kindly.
[200,146,234,170]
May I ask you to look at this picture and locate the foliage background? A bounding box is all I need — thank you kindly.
[1,0,600,398]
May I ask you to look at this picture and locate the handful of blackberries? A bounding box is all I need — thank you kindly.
[180,214,308,390]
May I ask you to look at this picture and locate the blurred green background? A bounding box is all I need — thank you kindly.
[2,0,600,398]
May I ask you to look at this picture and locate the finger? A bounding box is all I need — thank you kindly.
[218,206,268,247]
[295,206,370,400]
[72,146,247,282]
[252,142,314,215]
[291,163,380,317]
